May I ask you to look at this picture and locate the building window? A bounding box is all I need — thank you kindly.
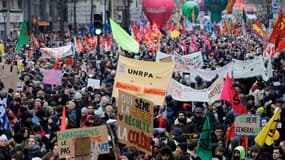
[3,0,7,8]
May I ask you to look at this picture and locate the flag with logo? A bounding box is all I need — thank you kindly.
[0,100,10,131]
[16,21,30,52]
[220,74,248,114]
[196,116,212,160]
[255,108,281,147]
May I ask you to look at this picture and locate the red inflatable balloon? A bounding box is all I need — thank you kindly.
[143,0,174,29]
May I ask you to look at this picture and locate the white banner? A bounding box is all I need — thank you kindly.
[156,51,203,68]
[187,56,272,81]
[167,77,224,103]
[40,45,73,58]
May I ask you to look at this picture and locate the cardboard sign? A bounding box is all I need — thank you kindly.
[117,90,153,154]
[87,79,101,89]
[57,125,109,159]
[43,70,62,85]
[234,114,261,136]
[74,137,91,160]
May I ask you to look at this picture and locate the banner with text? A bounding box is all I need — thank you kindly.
[113,55,175,105]
[156,51,203,70]
[117,90,153,154]
[234,114,261,136]
[167,77,224,103]
[43,70,62,85]
[57,125,109,159]
[40,45,73,58]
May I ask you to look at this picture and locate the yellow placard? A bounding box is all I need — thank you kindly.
[112,55,175,105]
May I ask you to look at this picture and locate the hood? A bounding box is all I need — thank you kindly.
[233,146,246,159]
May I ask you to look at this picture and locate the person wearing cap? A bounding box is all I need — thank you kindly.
[190,107,205,133]
[120,151,134,160]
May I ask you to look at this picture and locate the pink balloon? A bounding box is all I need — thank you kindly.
[143,0,174,29]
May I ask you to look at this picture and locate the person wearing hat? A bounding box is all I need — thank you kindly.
[190,107,205,133]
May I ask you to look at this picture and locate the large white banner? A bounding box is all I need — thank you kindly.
[40,45,73,58]
[167,77,224,103]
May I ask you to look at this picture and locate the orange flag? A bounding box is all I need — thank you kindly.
[60,106,67,131]
[76,39,84,52]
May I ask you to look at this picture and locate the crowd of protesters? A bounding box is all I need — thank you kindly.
[0,12,285,160]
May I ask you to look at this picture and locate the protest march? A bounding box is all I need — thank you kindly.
[0,0,285,160]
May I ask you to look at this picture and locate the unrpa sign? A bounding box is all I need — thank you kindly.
[234,114,261,136]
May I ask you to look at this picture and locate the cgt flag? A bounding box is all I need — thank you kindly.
[255,107,281,147]
[0,100,10,131]
[196,116,212,160]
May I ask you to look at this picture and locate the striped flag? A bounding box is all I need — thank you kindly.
[252,20,266,42]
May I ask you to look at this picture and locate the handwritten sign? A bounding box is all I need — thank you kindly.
[234,114,261,136]
[43,70,62,85]
[117,90,153,154]
[57,125,109,159]
[87,78,101,89]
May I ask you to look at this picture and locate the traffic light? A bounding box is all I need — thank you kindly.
[94,14,103,35]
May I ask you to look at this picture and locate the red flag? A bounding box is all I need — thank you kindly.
[220,74,247,114]
[90,36,97,48]
[85,36,91,46]
[31,33,40,49]
[105,32,112,48]
[60,106,67,131]
[76,39,84,52]
[54,58,61,70]
[227,123,235,139]
[276,39,285,52]
[269,12,285,47]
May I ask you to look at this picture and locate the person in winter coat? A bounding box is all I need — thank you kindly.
[0,134,12,159]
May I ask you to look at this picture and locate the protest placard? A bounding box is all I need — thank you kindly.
[113,55,175,105]
[57,125,109,159]
[234,114,261,136]
[87,78,101,89]
[16,81,24,92]
[43,70,62,85]
[117,90,154,154]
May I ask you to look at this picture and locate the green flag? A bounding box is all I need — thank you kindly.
[196,116,212,160]
[109,18,139,53]
[16,21,30,52]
